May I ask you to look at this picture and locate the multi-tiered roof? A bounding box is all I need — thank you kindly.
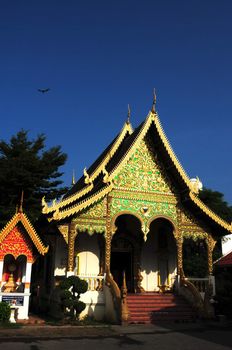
[42,104,232,236]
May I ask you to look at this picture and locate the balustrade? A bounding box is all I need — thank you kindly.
[187,276,215,296]
[77,274,104,291]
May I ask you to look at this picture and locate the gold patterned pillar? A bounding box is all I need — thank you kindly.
[207,235,216,275]
[67,221,76,274]
[176,232,183,277]
[105,196,112,273]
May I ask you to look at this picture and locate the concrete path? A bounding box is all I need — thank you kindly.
[0,324,232,350]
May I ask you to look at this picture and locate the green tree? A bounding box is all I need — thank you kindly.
[59,276,88,320]
[0,130,67,227]
[199,188,232,222]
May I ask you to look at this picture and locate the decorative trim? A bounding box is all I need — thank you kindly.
[67,222,76,272]
[112,189,177,204]
[51,183,114,220]
[182,230,208,241]
[105,196,112,271]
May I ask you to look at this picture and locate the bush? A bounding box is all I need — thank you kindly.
[0,302,11,323]
[59,276,88,320]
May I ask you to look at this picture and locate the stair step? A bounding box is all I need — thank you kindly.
[127,293,196,324]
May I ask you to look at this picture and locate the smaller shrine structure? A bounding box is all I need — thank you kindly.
[0,198,48,320]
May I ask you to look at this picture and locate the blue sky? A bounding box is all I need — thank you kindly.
[1,0,232,203]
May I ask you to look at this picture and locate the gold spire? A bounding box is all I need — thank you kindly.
[151,88,156,113]
[127,104,131,124]
[72,169,76,185]
[18,190,24,213]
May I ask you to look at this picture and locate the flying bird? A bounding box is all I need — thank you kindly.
[38,88,50,93]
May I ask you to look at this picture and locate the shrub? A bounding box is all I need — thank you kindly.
[59,276,88,320]
[0,302,11,323]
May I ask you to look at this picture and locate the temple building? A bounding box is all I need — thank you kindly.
[41,99,232,323]
[0,196,48,320]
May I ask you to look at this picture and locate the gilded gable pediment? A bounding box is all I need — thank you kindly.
[113,139,174,194]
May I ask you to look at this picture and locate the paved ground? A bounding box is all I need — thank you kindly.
[0,327,232,350]
[0,321,232,349]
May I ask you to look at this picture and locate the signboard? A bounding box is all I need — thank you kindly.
[2,295,24,306]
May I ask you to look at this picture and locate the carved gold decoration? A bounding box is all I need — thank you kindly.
[75,218,106,235]
[41,196,48,211]
[71,199,107,234]
[0,226,34,261]
[176,232,183,276]
[103,166,110,184]
[105,196,112,271]
[181,211,196,225]
[113,140,173,194]
[78,198,106,219]
[207,235,217,275]
[84,167,92,185]
[67,222,76,272]
[3,273,17,292]
[189,177,202,195]
[51,182,114,221]
[58,225,69,243]
[182,230,208,241]
[111,189,177,204]
[111,198,177,223]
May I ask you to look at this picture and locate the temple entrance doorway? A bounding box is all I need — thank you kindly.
[111,250,132,291]
[141,218,177,292]
[110,214,143,293]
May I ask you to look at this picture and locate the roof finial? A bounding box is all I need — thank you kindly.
[151,88,156,113]
[127,104,131,124]
[18,190,24,213]
[72,169,76,185]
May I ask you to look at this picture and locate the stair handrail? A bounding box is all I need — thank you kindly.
[105,268,121,322]
[180,275,204,318]
[121,271,130,324]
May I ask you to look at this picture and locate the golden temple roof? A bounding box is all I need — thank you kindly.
[42,107,232,234]
[0,211,49,255]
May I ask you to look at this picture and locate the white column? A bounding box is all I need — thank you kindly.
[24,262,32,292]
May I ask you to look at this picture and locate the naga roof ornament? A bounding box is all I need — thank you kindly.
[103,166,110,184]
[127,104,131,124]
[72,169,76,185]
[84,167,92,185]
[151,88,156,113]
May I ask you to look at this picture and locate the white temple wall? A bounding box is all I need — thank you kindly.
[141,232,159,291]
[76,233,100,276]
[140,230,177,291]
[79,290,105,321]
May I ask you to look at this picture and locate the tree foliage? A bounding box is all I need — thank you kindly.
[59,276,88,320]
[199,188,232,223]
[0,302,11,323]
[0,130,67,227]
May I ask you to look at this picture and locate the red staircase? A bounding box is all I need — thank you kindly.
[127,293,196,324]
